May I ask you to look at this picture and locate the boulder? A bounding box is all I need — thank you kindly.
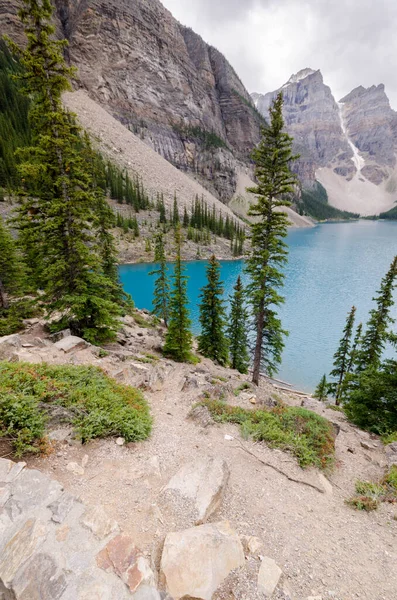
[96,534,155,593]
[161,457,229,526]
[385,442,397,468]
[50,329,71,342]
[54,335,87,354]
[188,405,213,428]
[240,535,263,556]
[160,521,245,600]
[257,557,282,597]
[0,333,21,360]
[0,459,26,485]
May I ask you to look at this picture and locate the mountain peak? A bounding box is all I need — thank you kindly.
[283,68,320,87]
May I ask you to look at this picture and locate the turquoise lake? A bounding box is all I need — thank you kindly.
[119,221,397,392]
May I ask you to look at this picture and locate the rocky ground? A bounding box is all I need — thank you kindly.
[1,316,397,600]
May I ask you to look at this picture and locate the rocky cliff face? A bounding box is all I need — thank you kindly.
[253,69,397,213]
[0,0,263,203]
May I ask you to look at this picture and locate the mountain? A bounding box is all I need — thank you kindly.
[252,69,397,216]
[0,0,264,204]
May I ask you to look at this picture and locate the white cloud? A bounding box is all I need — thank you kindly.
[161,0,397,108]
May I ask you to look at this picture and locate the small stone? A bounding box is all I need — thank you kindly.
[81,454,89,468]
[66,462,85,476]
[224,435,234,441]
[249,397,257,404]
[116,437,125,446]
[240,535,263,556]
[21,343,35,348]
[360,441,373,450]
[257,556,282,596]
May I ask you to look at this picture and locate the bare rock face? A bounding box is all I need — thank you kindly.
[253,69,352,188]
[253,69,397,212]
[340,85,397,183]
[0,0,262,203]
[160,521,245,600]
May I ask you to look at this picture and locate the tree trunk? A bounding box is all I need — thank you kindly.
[0,278,9,310]
[252,303,265,385]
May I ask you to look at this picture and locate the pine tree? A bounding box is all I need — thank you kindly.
[245,92,299,384]
[163,226,193,361]
[183,206,189,228]
[227,276,249,373]
[357,256,397,371]
[7,0,122,343]
[346,323,363,373]
[149,233,170,326]
[198,255,229,365]
[314,375,329,402]
[0,215,23,309]
[172,193,180,227]
[328,306,356,404]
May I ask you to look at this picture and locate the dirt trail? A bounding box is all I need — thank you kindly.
[22,329,396,600]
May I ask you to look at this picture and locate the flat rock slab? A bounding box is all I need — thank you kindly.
[161,457,229,526]
[0,459,26,485]
[258,556,283,597]
[54,335,88,353]
[161,521,245,600]
[80,505,118,540]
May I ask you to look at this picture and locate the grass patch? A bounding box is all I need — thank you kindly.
[200,398,335,470]
[233,382,252,396]
[382,432,397,445]
[326,403,344,412]
[0,362,152,457]
[133,311,154,328]
[346,466,397,511]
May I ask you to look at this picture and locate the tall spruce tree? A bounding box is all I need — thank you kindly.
[245,92,298,384]
[198,255,229,365]
[163,226,193,361]
[0,215,23,309]
[172,193,180,227]
[149,233,170,326]
[357,256,397,371]
[227,275,249,373]
[7,0,122,343]
[328,306,356,404]
[346,322,363,374]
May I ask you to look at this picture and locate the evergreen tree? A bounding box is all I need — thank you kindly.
[172,193,180,227]
[149,233,170,326]
[314,375,329,401]
[7,0,122,343]
[245,92,299,384]
[356,256,397,371]
[183,206,189,228]
[0,215,23,309]
[346,323,363,374]
[159,195,167,224]
[227,276,249,373]
[163,226,193,361]
[328,306,356,404]
[197,255,229,365]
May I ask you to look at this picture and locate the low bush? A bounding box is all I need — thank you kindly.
[200,398,335,470]
[346,466,397,511]
[0,362,152,457]
[233,382,252,396]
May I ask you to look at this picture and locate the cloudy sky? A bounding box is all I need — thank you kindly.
[161,0,397,108]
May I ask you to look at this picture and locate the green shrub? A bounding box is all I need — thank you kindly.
[346,466,397,511]
[233,382,251,396]
[200,399,335,470]
[0,362,152,456]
